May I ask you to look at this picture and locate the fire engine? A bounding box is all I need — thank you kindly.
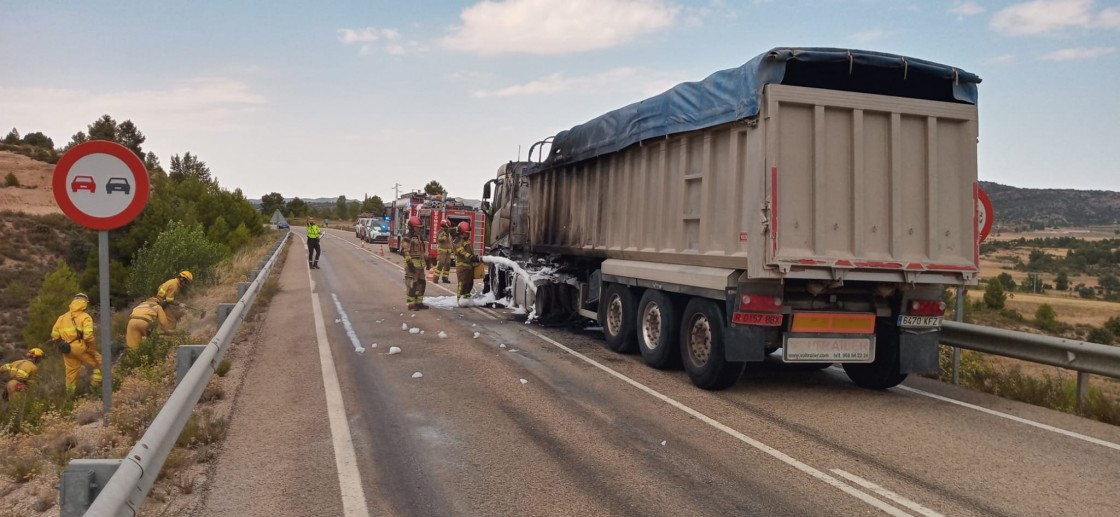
[387,193,486,266]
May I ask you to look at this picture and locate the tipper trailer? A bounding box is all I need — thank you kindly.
[481,47,985,390]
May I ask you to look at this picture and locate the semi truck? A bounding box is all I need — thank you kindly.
[480,47,985,391]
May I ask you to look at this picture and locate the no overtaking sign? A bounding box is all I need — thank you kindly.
[53,140,150,230]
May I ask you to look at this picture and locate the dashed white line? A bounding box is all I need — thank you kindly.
[520,326,921,517]
[832,469,943,517]
[330,293,366,353]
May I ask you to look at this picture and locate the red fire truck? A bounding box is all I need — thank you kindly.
[387,194,486,266]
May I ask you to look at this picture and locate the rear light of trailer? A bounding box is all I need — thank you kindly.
[739,294,782,313]
[908,299,947,316]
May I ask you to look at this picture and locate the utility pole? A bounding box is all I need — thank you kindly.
[392,183,402,201]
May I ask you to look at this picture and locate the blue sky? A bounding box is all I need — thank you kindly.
[2,0,1118,202]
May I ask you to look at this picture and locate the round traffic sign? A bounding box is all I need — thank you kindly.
[53,141,150,230]
[976,186,993,243]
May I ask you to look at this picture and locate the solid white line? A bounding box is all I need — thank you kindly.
[301,235,371,516]
[832,469,943,517]
[520,327,915,517]
[897,385,1120,452]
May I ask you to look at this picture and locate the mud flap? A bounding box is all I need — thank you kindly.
[723,324,767,362]
[898,332,939,374]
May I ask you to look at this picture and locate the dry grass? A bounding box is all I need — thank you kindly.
[0,151,58,216]
[967,289,1120,327]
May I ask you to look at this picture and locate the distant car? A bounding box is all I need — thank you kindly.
[277,221,290,229]
[106,177,131,194]
[70,175,96,193]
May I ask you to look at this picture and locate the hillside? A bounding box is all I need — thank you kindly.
[0,151,60,215]
[982,181,1120,229]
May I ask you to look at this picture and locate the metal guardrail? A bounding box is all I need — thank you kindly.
[941,319,1120,412]
[64,231,290,516]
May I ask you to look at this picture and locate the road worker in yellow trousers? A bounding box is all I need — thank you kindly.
[1,348,44,402]
[404,216,429,310]
[452,222,482,302]
[434,219,454,284]
[126,297,177,350]
[50,293,102,395]
[157,270,194,308]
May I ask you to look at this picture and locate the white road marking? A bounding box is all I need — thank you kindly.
[897,385,1120,452]
[520,326,919,517]
[300,234,371,516]
[330,293,366,353]
[831,469,943,517]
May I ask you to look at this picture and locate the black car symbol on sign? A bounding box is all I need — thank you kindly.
[106,177,131,195]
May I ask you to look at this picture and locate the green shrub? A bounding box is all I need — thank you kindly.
[21,261,81,348]
[3,172,18,187]
[1086,327,1115,345]
[983,278,1006,310]
[215,359,232,377]
[1034,304,1059,332]
[126,221,223,299]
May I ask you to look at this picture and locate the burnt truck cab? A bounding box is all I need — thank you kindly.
[482,47,983,391]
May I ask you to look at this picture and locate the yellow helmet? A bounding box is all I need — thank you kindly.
[179,271,194,282]
[74,293,89,301]
[28,348,44,359]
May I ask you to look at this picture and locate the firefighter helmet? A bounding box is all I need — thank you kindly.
[179,270,194,282]
[28,348,44,359]
[458,221,470,233]
[409,216,421,227]
[441,219,451,228]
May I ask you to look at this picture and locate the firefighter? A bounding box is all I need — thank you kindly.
[50,293,102,395]
[307,216,323,269]
[404,216,429,310]
[156,270,193,308]
[1,348,44,402]
[452,221,482,301]
[126,297,177,350]
[434,219,454,284]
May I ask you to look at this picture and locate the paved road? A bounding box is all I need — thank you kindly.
[199,227,1120,516]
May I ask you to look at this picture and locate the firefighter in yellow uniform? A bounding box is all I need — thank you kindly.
[157,270,194,307]
[50,293,102,394]
[452,222,482,301]
[404,216,429,310]
[1,348,44,402]
[434,219,454,284]
[126,297,177,350]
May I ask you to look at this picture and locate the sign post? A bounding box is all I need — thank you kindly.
[53,141,150,416]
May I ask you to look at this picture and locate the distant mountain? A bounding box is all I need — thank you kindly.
[980,181,1120,229]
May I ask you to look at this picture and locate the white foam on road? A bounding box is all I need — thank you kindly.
[481,256,537,293]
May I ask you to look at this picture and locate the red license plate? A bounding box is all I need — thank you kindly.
[732,312,783,326]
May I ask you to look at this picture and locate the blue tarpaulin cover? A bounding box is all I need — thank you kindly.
[540,47,980,170]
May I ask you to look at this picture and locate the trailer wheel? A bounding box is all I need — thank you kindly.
[680,298,744,390]
[637,290,681,369]
[842,321,907,389]
[599,283,637,353]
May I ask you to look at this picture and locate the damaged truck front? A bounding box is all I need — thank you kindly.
[481,47,984,391]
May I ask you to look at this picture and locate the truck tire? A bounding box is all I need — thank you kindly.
[599,283,637,353]
[842,322,907,389]
[637,290,680,369]
[680,298,744,390]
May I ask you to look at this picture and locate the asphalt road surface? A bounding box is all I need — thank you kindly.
[196,227,1120,517]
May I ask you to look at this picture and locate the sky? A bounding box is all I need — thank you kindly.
[2,0,1119,202]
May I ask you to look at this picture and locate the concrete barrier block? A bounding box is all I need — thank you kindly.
[237,282,250,298]
[175,345,207,386]
[60,459,121,516]
[249,269,260,281]
[216,303,235,328]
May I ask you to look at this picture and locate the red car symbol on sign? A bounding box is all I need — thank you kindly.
[70,175,96,193]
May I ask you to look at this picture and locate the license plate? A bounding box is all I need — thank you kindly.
[898,315,942,328]
[783,336,874,363]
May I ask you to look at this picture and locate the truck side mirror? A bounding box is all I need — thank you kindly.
[482,181,492,200]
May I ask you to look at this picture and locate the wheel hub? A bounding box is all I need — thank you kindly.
[687,315,711,365]
[642,304,661,350]
[607,295,623,336]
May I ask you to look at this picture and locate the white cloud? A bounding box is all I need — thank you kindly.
[950,1,985,17]
[443,0,681,55]
[472,67,683,98]
[849,29,887,44]
[990,0,1115,36]
[338,27,422,55]
[0,78,266,140]
[1039,46,1117,60]
[984,53,1017,65]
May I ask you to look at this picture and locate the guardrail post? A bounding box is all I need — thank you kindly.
[216,303,235,328]
[176,345,208,386]
[1076,371,1090,415]
[952,287,964,385]
[249,269,261,281]
[59,459,121,516]
[237,282,251,298]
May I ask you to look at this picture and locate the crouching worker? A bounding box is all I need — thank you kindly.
[452,222,483,302]
[1,348,44,402]
[51,293,102,395]
[126,297,177,351]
